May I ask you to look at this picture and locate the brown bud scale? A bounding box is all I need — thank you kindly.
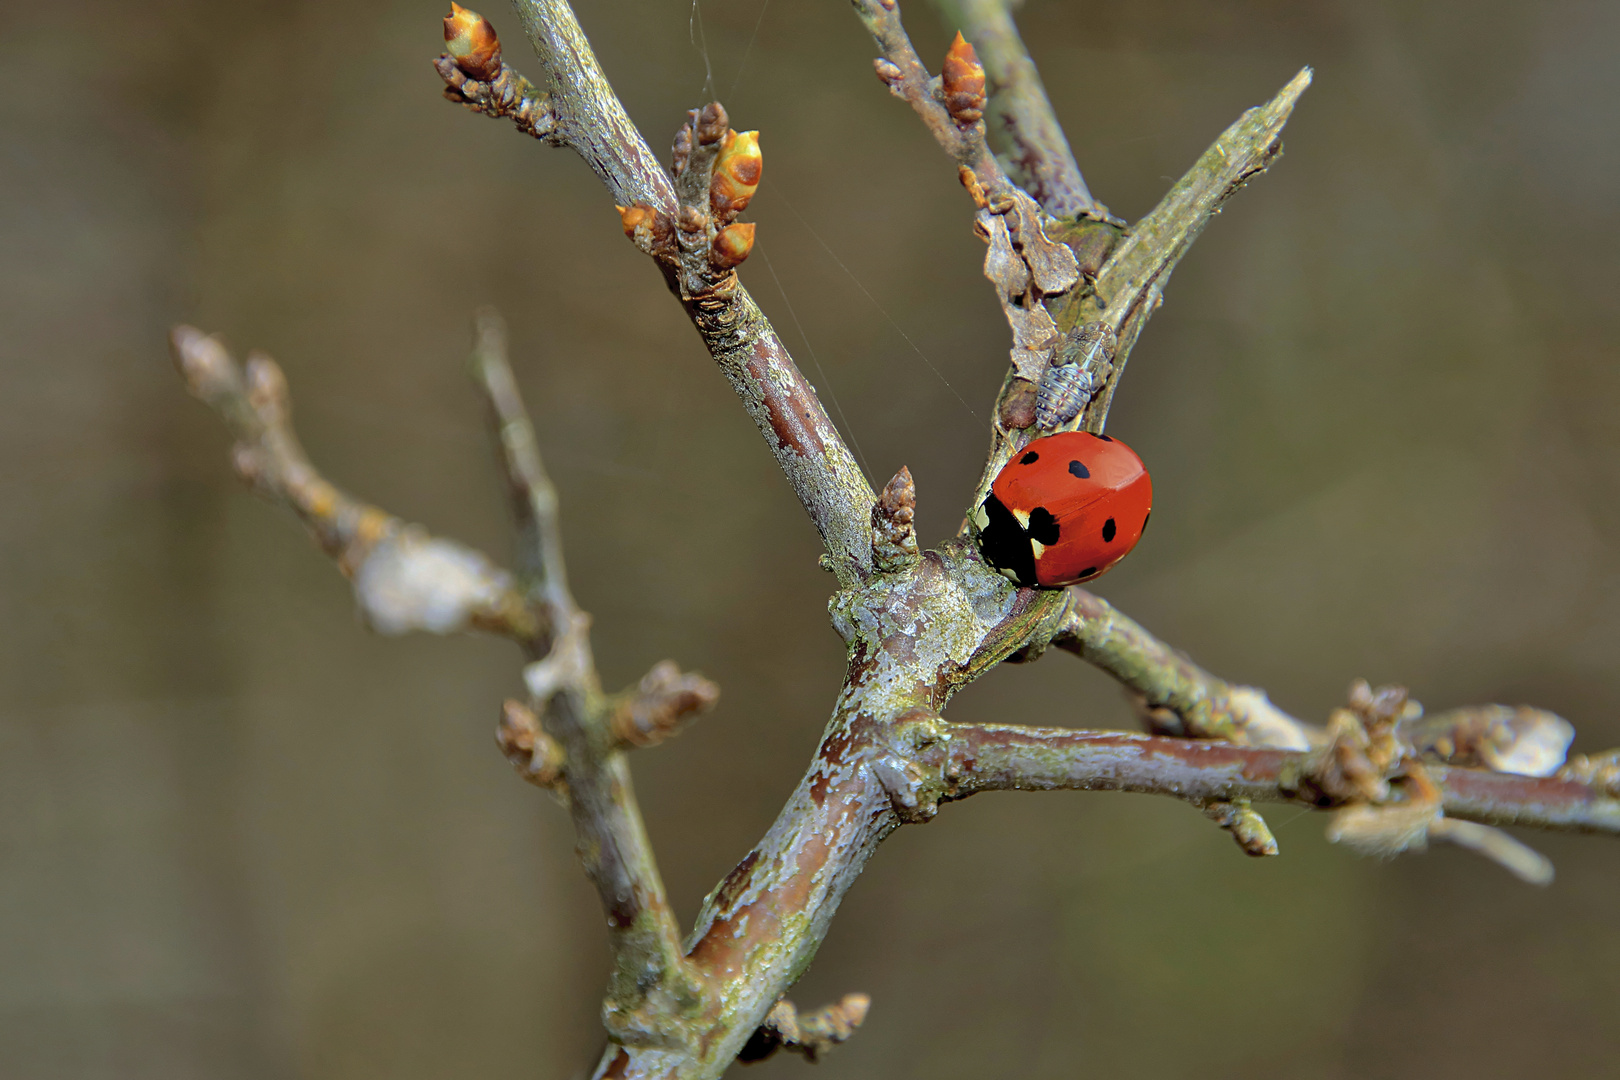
[696,102,729,145]
[672,121,694,177]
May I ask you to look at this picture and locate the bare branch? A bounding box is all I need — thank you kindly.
[462,315,704,1048]
[1077,67,1313,435]
[469,308,574,626]
[934,0,1110,220]
[169,326,540,642]
[855,1,1011,203]
[1047,587,1318,750]
[439,2,877,584]
[944,725,1620,837]
[969,68,1313,512]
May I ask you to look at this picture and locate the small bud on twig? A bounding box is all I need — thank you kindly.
[610,660,720,749]
[871,466,920,572]
[941,32,986,126]
[710,222,756,270]
[443,3,502,82]
[738,994,872,1064]
[695,101,729,145]
[1202,799,1279,857]
[617,203,674,258]
[710,130,762,218]
[497,699,566,788]
[671,119,694,177]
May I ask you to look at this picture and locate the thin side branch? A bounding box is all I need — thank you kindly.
[1077,67,1313,434]
[934,0,1110,220]
[470,309,574,624]
[169,326,540,642]
[1048,587,1318,749]
[855,0,1012,206]
[946,725,1620,837]
[464,317,704,1048]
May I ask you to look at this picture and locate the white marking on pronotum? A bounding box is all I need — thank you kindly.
[1012,508,1031,528]
[1030,540,1046,559]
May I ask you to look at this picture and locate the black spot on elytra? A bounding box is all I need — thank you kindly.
[1028,506,1061,545]
[1068,460,1090,479]
[1102,518,1116,543]
[1020,451,1039,465]
[1078,567,1099,579]
[976,493,1036,587]
[1098,434,1113,442]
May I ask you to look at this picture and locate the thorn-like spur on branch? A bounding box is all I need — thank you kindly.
[1075,67,1314,437]
[609,661,720,750]
[1049,587,1318,750]
[966,67,1312,513]
[934,0,1110,221]
[444,2,877,586]
[737,994,873,1065]
[436,5,558,141]
[169,326,540,643]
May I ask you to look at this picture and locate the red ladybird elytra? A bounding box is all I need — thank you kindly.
[973,431,1152,588]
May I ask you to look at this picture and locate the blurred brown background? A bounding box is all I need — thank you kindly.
[4,0,1619,1076]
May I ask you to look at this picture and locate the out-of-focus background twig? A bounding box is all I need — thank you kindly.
[4,0,1619,1077]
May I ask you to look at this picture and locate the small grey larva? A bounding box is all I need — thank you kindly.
[1035,322,1118,428]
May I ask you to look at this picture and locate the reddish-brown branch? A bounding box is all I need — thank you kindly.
[945,725,1620,836]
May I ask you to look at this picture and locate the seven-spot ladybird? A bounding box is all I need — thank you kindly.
[973,431,1152,588]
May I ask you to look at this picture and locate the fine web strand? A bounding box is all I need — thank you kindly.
[728,0,772,101]
[759,248,874,486]
[774,188,984,425]
[689,0,716,100]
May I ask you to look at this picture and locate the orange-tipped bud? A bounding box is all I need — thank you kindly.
[711,222,756,270]
[444,3,502,82]
[619,204,655,238]
[710,130,762,217]
[942,32,986,125]
[617,204,673,256]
